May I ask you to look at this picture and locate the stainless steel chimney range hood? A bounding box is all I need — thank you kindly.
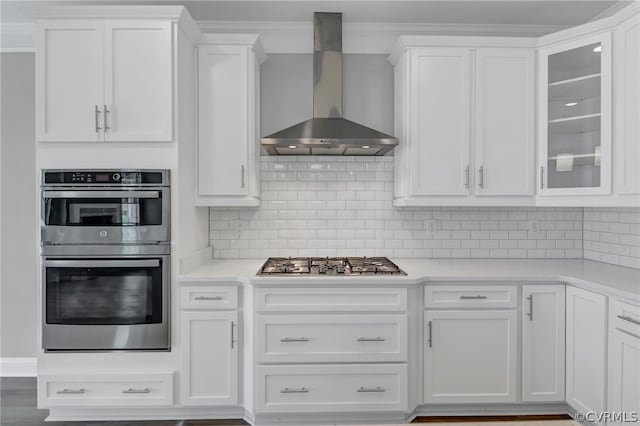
[261,12,399,156]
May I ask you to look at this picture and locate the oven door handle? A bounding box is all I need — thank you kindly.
[42,191,161,199]
[44,259,160,268]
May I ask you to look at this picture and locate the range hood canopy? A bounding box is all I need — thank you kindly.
[261,12,399,156]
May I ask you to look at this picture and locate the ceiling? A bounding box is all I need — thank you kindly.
[0,0,628,25]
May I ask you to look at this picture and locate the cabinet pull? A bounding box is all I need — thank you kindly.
[57,388,86,394]
[195,296,222,301]
[540,166,544,189]
[94,105,102,133]
[427,320,433,348]
[122,388,150,394]
[357,386,386,393]
[527,294,534,321]
[460,295,488,300]
[478,166,484,189]
[280,337,309,342]
[617,315,640,326]
[280,387,309,393]
[464,166,470,189]
[231,321,236,349]
[356,337,385,342]
[104,105,110,132]
[241,165,245,188]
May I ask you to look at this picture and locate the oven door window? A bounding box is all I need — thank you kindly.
[43,194,162,226]
[45,260,163,325]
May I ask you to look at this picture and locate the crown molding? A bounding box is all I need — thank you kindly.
[199,33,266,63]
[198,20,565,54]
[0,22,36,50]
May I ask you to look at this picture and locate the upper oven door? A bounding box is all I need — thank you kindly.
[41,188,170,244]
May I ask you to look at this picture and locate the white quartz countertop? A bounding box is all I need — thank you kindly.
[179,258,640,302]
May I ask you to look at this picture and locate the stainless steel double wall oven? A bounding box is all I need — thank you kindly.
[41,170,171,351]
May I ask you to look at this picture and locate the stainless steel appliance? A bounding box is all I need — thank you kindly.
[257,257,407,276]
[261,13,399,155]
[41,169,170,245]
[41,169,170,351]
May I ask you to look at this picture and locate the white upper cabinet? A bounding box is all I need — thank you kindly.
[390,39,536,206]
[475,48,535,197]
[36,19,174,143]
[103,21,173,142]
[196,35,265,207]
[36,21,104,142]
[537,33,612,197]
[613,14,640,195]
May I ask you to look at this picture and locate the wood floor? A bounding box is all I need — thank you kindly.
[1,378,575,426]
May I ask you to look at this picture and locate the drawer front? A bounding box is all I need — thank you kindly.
[38,373,173,407]
[255,287,407,312]
[425,285,518,309]
[181,285,238,310]
[612,299,640,337]
[255,364,407,413]
[256,314,407,363]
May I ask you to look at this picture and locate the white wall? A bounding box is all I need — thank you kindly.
[1,52,37,358]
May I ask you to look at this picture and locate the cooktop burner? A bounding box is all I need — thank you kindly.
[257,257,407,276]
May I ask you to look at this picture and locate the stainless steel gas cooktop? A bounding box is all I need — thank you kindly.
[257,257,407,276]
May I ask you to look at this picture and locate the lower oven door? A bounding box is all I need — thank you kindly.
[42,256,169,351]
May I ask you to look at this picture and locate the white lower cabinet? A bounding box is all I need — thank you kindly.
[424,309,518,403]
[565,286,607,415]
[521,285,565,402]
[607,300,640,424]
[255,364,407,413]
[38,373,173,407]
[180,310,238,405]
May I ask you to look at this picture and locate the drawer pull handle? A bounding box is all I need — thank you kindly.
[195,296,223,301]
[122,388,150,394]
[57,388,86,394]
[357,337,385,342]
[280,337,309,342]
[280,387,309,393]
[618,315,640,326]
[357,386,386,393]
[460,295,488,300]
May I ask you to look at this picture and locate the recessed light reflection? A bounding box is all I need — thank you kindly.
[593,45,602,52]
[288,145,297,149]
[362,145,371,149]
[564,102,578,107]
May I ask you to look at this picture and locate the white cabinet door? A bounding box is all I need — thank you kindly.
[566,286,607,415]
[180,311,238,406]
[521,285,565,402]
[409,48,471,197]
[538,33,612,196]
[36,21,104,142]
[608,329,640,424]
[475,48,535,196]
[424,309,517,403]
[198,44,250,199]
[103,21,173,142]
[613,15,640,195]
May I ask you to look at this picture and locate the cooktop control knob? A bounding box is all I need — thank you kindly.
[112,173,121,181]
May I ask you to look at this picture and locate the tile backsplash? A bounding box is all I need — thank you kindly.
[209,156,584,260]
[583,207,640,269]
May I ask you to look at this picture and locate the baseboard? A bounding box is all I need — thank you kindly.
[0,357,37,377]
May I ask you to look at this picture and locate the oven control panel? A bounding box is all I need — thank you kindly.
[42,170,167,186]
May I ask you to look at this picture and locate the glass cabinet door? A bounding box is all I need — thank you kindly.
[540,34,611,195]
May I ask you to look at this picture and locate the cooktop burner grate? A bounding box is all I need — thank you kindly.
[256,257,407,276]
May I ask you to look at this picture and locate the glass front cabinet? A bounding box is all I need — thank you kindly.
[538,33,612,196]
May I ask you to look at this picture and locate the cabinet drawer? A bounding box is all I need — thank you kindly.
[38,373,173,407]
[181,285,238,310]
[255,287,407,312]
[611,299,640,336]
[255,364,407,413]
[256,314,407,363]
[425,285,518,308]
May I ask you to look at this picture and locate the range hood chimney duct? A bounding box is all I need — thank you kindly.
[261,12,399,156]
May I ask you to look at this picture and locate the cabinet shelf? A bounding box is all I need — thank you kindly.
[548,73,601,88]
[548,113,601,133]
[549,74,601,103]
